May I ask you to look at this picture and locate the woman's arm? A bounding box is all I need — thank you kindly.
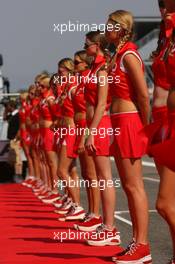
[86,70,108,152]
[123,54,150,125]
[89,70,108,130]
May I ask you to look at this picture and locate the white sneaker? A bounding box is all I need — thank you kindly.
[55,198,72,215]
[59,205,85,221]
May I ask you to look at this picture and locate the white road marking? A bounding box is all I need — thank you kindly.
[114,214,132,226]
[142,161,156,168]
[143,177,160,183]
[115,210,157,215]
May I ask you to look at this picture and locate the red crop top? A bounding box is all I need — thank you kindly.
[19,101,31,124]
[19,101,27,124]
[85,55,111,111]
[152,37,171,90]
[30,98,40,123]
[50,83,64,119]
[72,69,90,114]
[166,40,175,87]
[60,81,77,118]
[109,42,144,102]
[39,90,55,121]
[50,97,62,119]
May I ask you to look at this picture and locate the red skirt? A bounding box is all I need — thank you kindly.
[87,115,112,156]
[57,126,77,158]
[20,128,31,146]
[152,105,168,122]
[110,112,148,158]
[149,110,175,171]
[40,127,56,152]
[30,128,40,149]
[145,106,169,147]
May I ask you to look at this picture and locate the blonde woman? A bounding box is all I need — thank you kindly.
[56,58,85,221]
[106,10,151,263]
[38,76,61,203]
[20,90,35,186]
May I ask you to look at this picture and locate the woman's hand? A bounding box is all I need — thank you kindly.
[77,137,85,154]
[86,134,96,153]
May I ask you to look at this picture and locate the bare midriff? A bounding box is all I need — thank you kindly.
[153,86,169,108]
[39,119,53,128]
[111,97,137,114]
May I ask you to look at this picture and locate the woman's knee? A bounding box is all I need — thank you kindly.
[156,198,175,218]
[57,166,68,181]
[122,181,145,197]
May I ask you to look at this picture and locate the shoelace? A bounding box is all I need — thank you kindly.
[127,240,136,251]
[83,213,94,222]
[126,243,141,255]
[67,205,76,215]
[96,224,106,234]
[60,194,68,202]
[62,198,71,208]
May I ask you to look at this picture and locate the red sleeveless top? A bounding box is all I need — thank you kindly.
[39,90,55,121]
[73,69,90,114]
[84,55,111,111]
[109,42,144,102]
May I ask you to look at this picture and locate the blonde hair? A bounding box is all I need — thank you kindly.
[109,10,134,52]
[86,30,108,52]
[28,84,36,93]
[35,73,49,83]
[74,50,92,67]
[58,58,74,74]
[39,76,51,88]
[20,91,28,101]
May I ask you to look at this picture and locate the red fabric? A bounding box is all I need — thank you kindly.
[30,98,40,123]
[19,101,31,124]
[50,100,62,119]
[111,112,148,158]
[39,91,55,121]
[87,115,112,156]
[165,13,175,38]
[148,110,175,170]
[60,81,77,118]
[152,41,171,90]
[30,128,40,149]
[84,55,111,111]
[152,105,168,121]
[109,42,144,102]
[0,183,123,264]
[20,128,31,145]
[165,15,175,87]
[40,127,56,151]
[149,137,175,171]
[72,70,90,114]
[58,125,77,158]
[143,107,169,153]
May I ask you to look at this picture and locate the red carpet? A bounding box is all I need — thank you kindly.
[0,184,122,264]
